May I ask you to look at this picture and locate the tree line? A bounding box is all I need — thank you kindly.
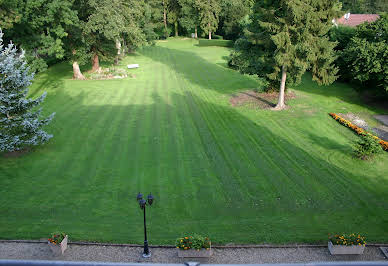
[0,0,253,77]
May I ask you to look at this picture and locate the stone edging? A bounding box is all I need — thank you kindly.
[0,240,387,248]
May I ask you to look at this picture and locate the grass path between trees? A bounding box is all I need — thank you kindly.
[1,38,387,244]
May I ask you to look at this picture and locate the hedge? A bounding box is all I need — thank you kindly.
[212,34,223,40]
[198,39,234,47]
[329,113,388,151]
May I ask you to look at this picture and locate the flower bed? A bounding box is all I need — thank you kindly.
[176,234,212,257]
[329,113,388,151]
[328,233,366,255]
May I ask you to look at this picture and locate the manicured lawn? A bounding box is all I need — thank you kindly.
[0,38,387,244]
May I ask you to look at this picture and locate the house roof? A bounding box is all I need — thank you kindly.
[336,14,380,27]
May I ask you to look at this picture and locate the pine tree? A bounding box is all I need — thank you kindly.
[0,30,55,152]
[230,0,340,110]
[195,0,221,40]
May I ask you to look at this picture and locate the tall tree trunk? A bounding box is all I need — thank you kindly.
[115,39,121,65]
[163,1,168,38]
[175,22,178,37]
[208,23,212,39]
[122,37,126,57]
[91,53,100,72]
[274,65,287,110]
[72,61,85,80]
[195,26,198,38]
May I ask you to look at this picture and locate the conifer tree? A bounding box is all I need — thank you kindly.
[195,0,221,39]
[0,30,55,152]
[230,0,340,110]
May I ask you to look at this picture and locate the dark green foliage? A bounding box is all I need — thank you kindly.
[2,0,79,72]
[198,39,233,47]
[0,0,22,30]
[353,133,383,160]
[219,0,254,40]
[230,0,340,97]
[196,0,221,38]
[338,14,388,92]
[340,0,388,13]
[229,38,270,74]
[178,0,200,35]
[329,26,357,51]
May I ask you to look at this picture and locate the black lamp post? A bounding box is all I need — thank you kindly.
[137,192,154,258]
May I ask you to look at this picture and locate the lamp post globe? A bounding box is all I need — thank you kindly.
[147,193,154,205]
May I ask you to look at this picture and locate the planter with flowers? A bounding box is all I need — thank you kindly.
[48,232,68,256]
[176,234,212,258]
[328,234,366,255]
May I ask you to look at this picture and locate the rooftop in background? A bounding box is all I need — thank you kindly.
[334,13,380,27]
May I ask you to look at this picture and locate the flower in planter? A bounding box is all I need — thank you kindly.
[329,233,366,246]
[48,232,66,245]
[175,234,210,250]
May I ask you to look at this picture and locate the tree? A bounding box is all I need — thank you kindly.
[80,0,146,72]
[167,0,181,37]
[2,0,78,73]
[179,0,200,37]
[0,0,22,30]
[68,0,149,78]
[195,0,221,39]
[146,0,170,38]
[340,0,387,13]
[230,0,340,110]
[0,30,55,152]
[341,14,388,92]
[219,0,253,40]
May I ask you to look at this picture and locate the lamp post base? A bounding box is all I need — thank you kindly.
[142,252,151,258]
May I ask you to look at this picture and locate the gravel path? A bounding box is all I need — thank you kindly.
[0,242,387,264]
[373,115,388,141]
[374,116,388,127]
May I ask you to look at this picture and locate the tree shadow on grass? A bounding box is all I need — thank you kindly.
[292,73,387,113]
[139,46,260,94]
[28,62,69,98]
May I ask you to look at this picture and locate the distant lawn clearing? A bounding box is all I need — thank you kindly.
[0,38,387,244]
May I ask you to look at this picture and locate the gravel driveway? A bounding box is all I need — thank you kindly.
[0,242,387,264]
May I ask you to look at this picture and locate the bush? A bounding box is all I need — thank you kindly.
[198,39,234,47]
[353,133,383,160]
[335,14,388,92]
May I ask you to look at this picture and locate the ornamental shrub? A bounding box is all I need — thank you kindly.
[353,133,383,160]
[0,30,55,153]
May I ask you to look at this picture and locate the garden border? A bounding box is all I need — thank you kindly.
[329,113,388,151]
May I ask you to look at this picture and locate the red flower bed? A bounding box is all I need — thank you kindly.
[329,113,388,151]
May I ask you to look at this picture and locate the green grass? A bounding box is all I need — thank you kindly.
[1,38,387,244]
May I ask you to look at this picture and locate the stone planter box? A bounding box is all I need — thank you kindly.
[48,235,68,256]
[178,247,212,258]
[328,241,365,255]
